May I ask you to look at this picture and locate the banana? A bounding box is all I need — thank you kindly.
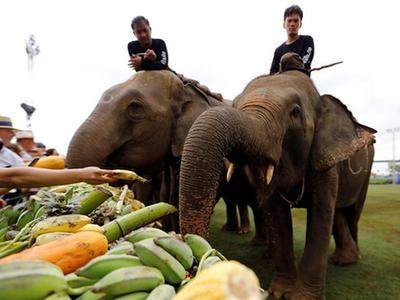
[125,227,169,244]
[65,273,98,288]
[146,284,176,300]
[91,266,164,296]
[76,290,106,300]
[31,214,92,238]
[77,224,105,234]
[77,254,143,279]
[134,238,186,284]
[0,265,67,300]
[112,169,147,182]
[154,236,194,270]
[34,205,45,219]
[200,255,222,270]
[44,291,72,300]
[107,241,135,255]
[0,259,64,276]
[35,232,73,246]
[184,234,212,262]
[113,292,149,300]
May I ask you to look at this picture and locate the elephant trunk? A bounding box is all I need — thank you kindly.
[66,113,114,168]
[179,106,281,237]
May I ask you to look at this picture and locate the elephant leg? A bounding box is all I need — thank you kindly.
[266,196,297,299]
[249,205,268,246]
[221,197,239,231]
[237,202,251,234]
[330,208,360,265]
[293,169,337,300]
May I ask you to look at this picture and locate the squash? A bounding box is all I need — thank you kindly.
[0,231,108,274]
[33,155,65,169]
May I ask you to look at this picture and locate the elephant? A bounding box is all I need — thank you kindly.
[178,65,376,298]
[66,70,253,233]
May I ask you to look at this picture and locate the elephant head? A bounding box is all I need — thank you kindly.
[178,68,376,298]
[66,70,226,173]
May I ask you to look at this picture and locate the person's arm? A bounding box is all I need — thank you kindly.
[270,48,281,74]
[301,36,314,70]
[0,167,116,188]
[140,40,168,70]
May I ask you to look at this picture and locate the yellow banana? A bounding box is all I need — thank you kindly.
[154,236,194,270]
[77,254,143,279]
[134,238,186,285]
[35,232,72,246]
[125,227,169,244]
[184,234,212,263]
[173,261,262,300]
[77,224,105,234]
[0,262,67,300]
[146,284,176,300]
[91,266,164,296]
[112,169,147,182]
[31,214,92,238]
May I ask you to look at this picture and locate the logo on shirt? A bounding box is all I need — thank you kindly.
[303,47,312,64]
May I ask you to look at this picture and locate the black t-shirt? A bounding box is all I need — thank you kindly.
[270,35,314,74]
[127,38,169,70]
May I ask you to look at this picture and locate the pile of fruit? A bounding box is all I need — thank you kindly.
[0,171,264,300]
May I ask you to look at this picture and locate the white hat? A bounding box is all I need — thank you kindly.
[15,130,34,139]
[0,115,17,130]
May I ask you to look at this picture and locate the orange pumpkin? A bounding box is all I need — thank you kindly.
[0,231,108,274]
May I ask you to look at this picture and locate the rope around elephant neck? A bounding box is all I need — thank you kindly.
[347,146,369,175]
[278,177,305,207]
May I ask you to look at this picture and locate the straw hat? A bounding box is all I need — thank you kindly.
[15,130,34,139]
[0,115,17,130]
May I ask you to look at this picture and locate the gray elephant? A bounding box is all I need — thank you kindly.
[66,70,253,232]
[178,66,376,298]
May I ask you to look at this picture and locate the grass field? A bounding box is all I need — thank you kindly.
[208,184,400,299]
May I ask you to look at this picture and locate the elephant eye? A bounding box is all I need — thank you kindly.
[290,104,301,118]
[128,100,145,120]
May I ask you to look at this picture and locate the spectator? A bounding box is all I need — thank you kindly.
[269,5,314,74]
[0,115,24,168]
[127,16,168,71]
[15,130,35,159]
[45,148,59,156]
[34,142,47,157]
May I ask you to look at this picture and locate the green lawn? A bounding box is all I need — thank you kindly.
[208,185,400,300]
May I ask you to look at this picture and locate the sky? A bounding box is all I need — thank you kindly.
[0,0,399,174]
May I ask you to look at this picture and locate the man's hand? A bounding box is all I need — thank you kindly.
[144,49,157,61]
[80,167,117,185]
[128,55,142,71]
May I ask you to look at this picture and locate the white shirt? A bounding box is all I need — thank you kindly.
[0,146,24,168]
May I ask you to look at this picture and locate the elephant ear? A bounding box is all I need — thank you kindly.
[310,94,376,172]
[170,85,211,157]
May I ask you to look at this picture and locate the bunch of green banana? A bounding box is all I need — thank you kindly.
[77,254,143,278]
[154,236,194,270]
[0,260,67,300]
[91,266,164,296]
[134,238,187,284]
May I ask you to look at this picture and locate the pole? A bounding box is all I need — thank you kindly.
[387,128,400,184]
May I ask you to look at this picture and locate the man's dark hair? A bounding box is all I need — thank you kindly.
[131,16,150,30]
[284,5,303,20]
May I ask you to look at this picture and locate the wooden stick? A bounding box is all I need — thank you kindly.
[310,61,343,72]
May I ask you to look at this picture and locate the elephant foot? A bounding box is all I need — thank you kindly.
[329,248,361,266]
[249,236,269,246]
[237,225,251,234]
[221,222,239,231]
[268,276,295,299]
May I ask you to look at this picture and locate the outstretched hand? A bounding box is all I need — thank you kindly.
[128,55,142,70]
[80,167,117,185]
